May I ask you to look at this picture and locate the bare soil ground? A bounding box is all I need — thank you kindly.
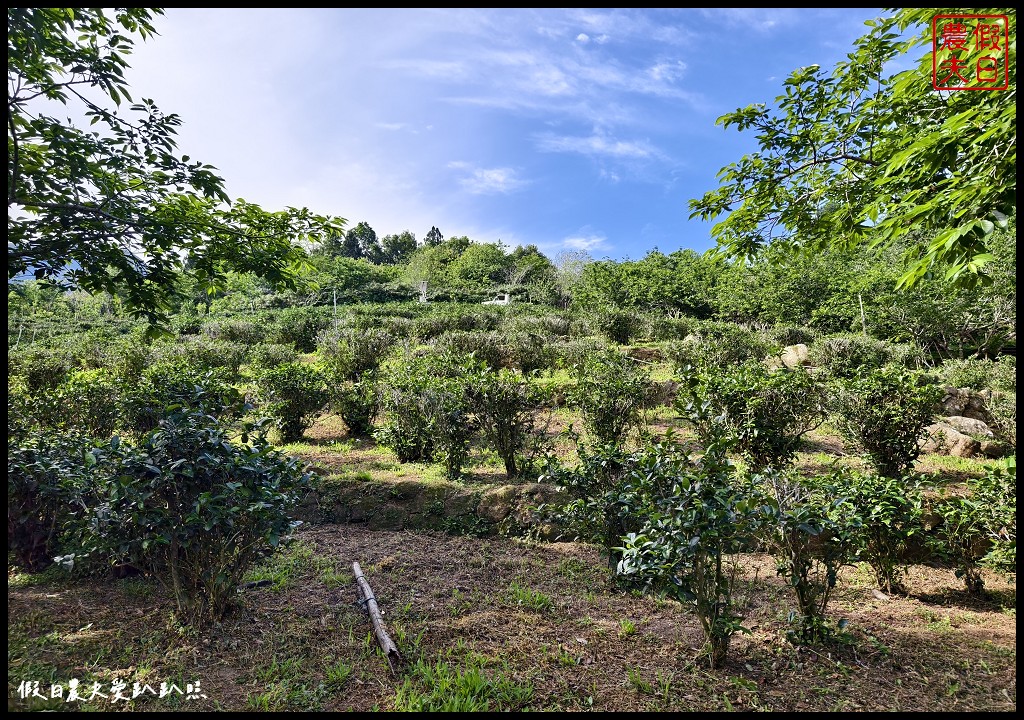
[8,522,1016,712]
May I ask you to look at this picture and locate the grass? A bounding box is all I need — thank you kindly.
[505,582,554,612]
[392,658,534,712]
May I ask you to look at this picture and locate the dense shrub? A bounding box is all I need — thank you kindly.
[254,362,330,443]
[648,315,694,342]
[677,361,827,473]
[810,334,924,378]
[468,368,553,479]
[318,326,399,381]
[986,390,1016,449]
[69,411,313,625]
[8,346,76,393]
[433,331,556,374]
[936,356,1016,392]
[591,307,643,345]
[664,321,779,372]
[43,370,122,439]
[509,313,572,338]
[431,331,504,372]
[831,366,943,478]
[567,348,651,446]
[550,338,608,372]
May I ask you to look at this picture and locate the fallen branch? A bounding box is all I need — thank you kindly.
[352,561,402,671]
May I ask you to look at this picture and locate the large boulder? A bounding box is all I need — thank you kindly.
[939,387,992,423]
[920,422,982,458]
[942,415,995,439]
[780,343,810,369]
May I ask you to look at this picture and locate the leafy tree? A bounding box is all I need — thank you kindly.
[448,241,511,291]
[690,8,1016,290]
[552,249,593,308]
[379,230,417,265]
[339,221,378,261]
[506,244,557,304]
[424,225,444,247]
[7,8,344,328]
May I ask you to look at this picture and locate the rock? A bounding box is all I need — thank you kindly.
[939,387,992,423]
[920,422,982,458]
[980,440,1012,459]
[780,343,810,369]
[942,415,995,439]
[477,485,519,523]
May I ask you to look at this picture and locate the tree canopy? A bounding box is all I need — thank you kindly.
[690,7,1016,289]
[7,8,345,327]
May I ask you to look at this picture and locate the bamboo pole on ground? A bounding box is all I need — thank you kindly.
[352,561,401,672]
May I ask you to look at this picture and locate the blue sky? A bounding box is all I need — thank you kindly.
[121,7,890,262]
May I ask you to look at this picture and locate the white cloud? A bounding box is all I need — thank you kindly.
[535,132,660,160]
[648,60,687,83]
[562,233,610,252]
[702,8,797,33]
[376,122,409,131]
[576,33,590,43]
[451,165,528,195]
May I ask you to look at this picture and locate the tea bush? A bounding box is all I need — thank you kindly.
[318,326,399,381]
[246,342,299,372]
[567,348,651,447]
[123,360,243,436]
[254,362,330,443]
[467,368,553,479]
[839,471,923,593]
[677,360,826,473]
[616,424,756,668]
[8,431,92,570]
[810,334,924,378]
[330,375,379,436]
[831,366,943,478]
[664,320,779,372]
[754,471,861,643]
[69,411,313,625]
[375,351,480,481]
